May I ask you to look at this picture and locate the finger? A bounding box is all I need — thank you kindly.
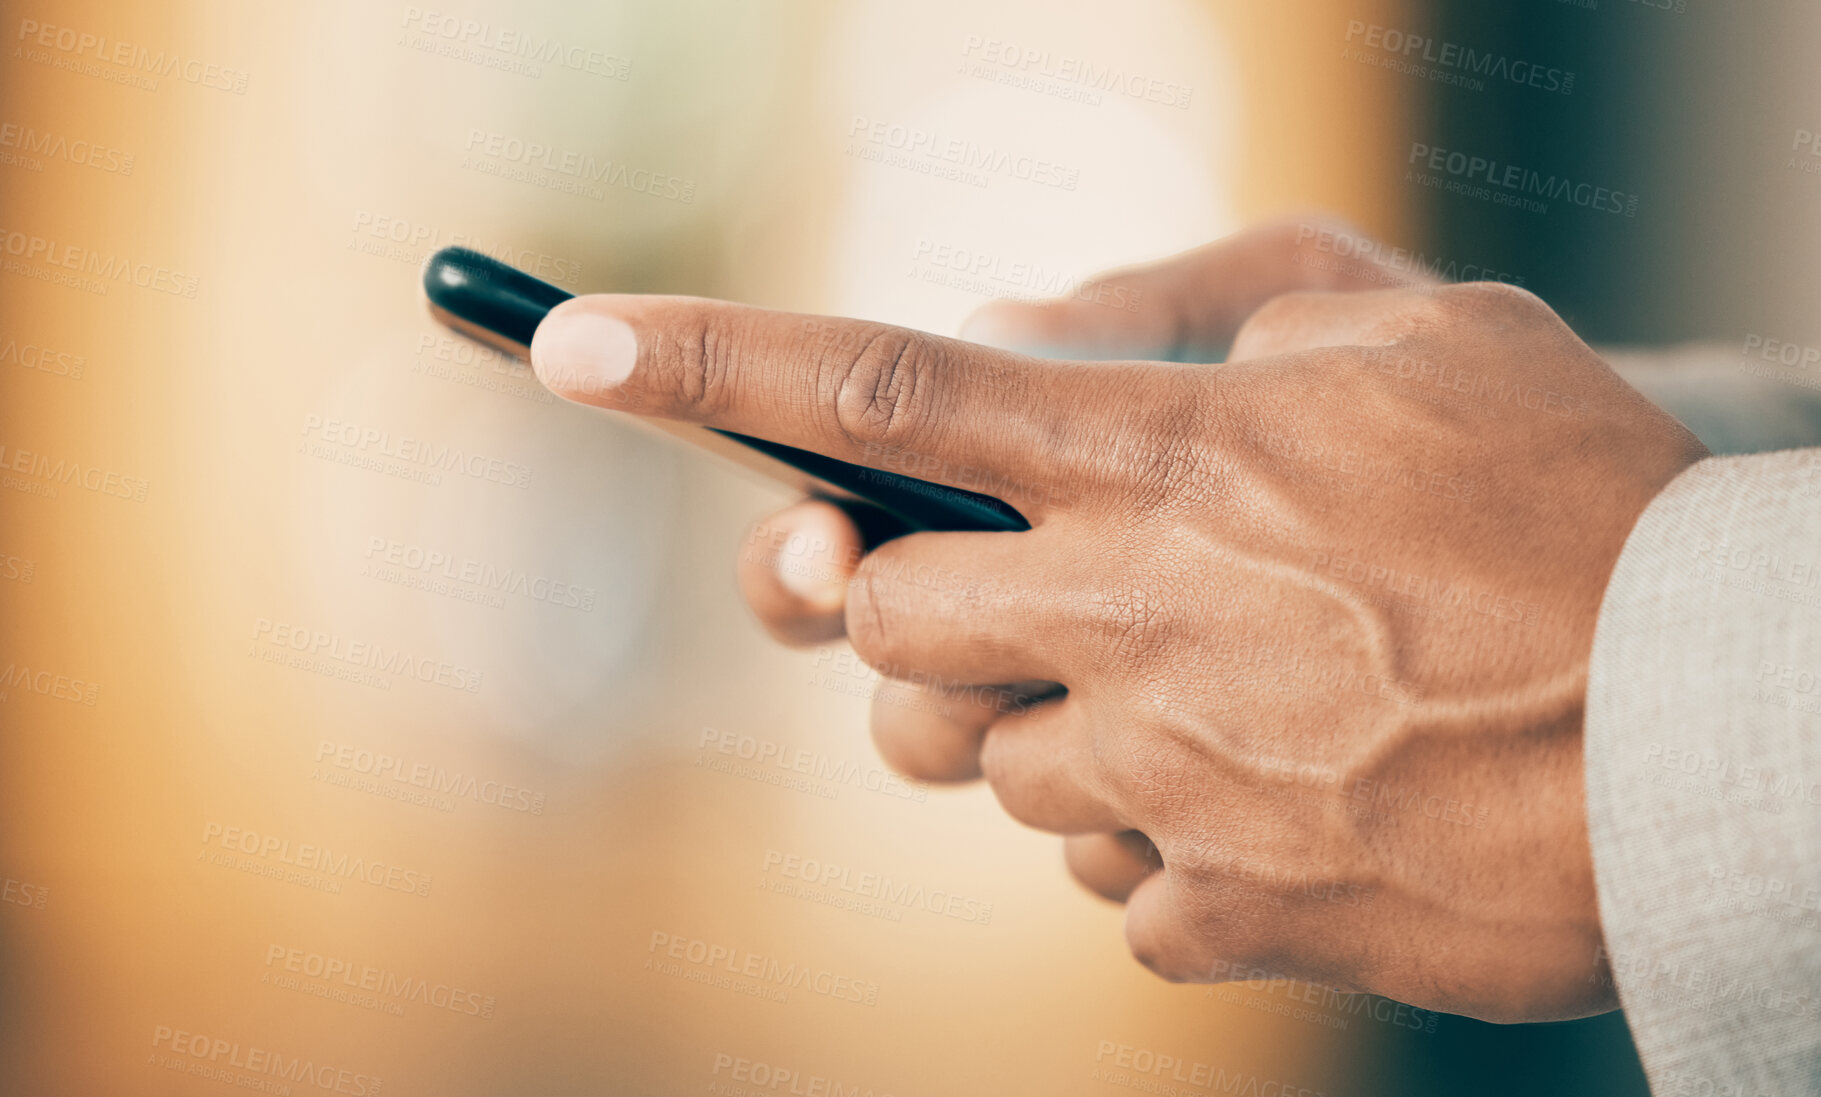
[868,677,1054,782]
[844,529,1075,686]
[978,694,1127,835]
[736,499,864,647]
[959,216,1437,363]
[1064,831,1161,902]
[1124,870,1234,983]
[1226,287,1425,363]
[1125,862,1298,985]
[530,293,1127,510]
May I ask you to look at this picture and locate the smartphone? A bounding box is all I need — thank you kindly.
[422,247,1027,536]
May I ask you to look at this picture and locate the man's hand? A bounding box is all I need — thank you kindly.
[528,221,1708,1022]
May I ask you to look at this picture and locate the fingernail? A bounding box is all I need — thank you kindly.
[530,307,638,396]
[771,506,854,611]
[776,556,846,611]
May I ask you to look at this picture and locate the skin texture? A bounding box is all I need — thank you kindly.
[529,219,1709,1023]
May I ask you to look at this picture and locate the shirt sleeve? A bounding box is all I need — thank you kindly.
[1585,447,1821,1097]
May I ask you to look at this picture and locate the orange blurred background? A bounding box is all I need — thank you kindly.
[2,2,1628,1095]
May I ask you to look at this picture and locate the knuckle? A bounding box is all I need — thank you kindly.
[1100,734,1208,842]
[1104,732,1182,816]
[1088,730,1142,813]
[1230,291,1320,360]
[1438,279,1545,315]
[1127,883,1258,985]
[1084,579,1185,671]
[1128,947,1180,981]
[646,306,737,418]
[870,735,937,783]
[1063,844,1105,895]
[830,327,943,448]
[1118,383,1219,516]
[842,562,904,674]
[977,729,1064,832]
[1132,440,1214,518]
[867,704,942,781]
[976,732,1038,824]
[1125,914,1193,983]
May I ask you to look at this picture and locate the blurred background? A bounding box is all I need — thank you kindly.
[3,1,1816,1094]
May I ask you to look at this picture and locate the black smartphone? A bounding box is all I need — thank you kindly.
[422,246,1028,536]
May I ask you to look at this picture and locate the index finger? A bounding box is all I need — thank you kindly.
[529,293,1134,508]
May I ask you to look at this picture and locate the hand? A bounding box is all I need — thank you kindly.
[527,220,1708,1022]
[738,217,1441,650]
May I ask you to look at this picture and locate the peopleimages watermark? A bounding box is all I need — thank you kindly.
[1735,333,1821,392]
[299,413,533,490]
[249,616,485,694]
[1344,21,1574,95]
[1405,142,1640,218]
[411,333,555,405]
[314,740,547,815]
[2,874,48,910]
[0,120,134,175]
[1704,863,1821,927]
[0,336,85,380]
[759,847,994,925]
[150,1025,380,1096]
[1790,128,1821,175]
[695,727,929,804]
[0,552,33,584]
[0,660,99,706]
[0,442,149,501]
[1742,333,1820,369]
[1359,345,1589,421]
[462,128,696,204]
[1212,637,1425,710]
[956,34,1192,109]
[361,535,596,612]
[1642,737,1821,809]
[264,942,497,1019]
[1201,849,1380,906]
[1249,752,1491,829]
[1593,944,1818,1020]
[1204,958,1440,1034]
[1756,659,1821,722]
[14,19,249,94]
[349,209,584,286]
[1257,427,1481,508]
[808,646,1042,726]
[1310,549,1544,627]
[646,930,883,1007]
[200,821,434,898]
[856,440,1077,512]
[845,115,1080,191]
[0,227,199,298]
[1090,1041,1326,1097]
[398,7,631,81]
[1691,538,1821,590]
[1691,538,1821,611]
[1292,222,1524,287]
[709,1051,896,1097]
[907,237,1143,312]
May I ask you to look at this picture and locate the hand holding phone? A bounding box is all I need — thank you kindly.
[422,247,1028,536]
